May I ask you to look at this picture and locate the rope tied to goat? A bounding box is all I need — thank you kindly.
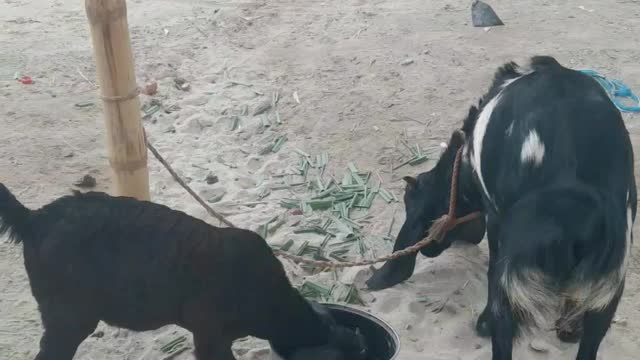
[147,137,483,268]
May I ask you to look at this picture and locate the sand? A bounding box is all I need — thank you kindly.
[2,0,640,359]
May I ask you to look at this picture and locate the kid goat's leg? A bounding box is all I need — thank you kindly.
[35,301,98,360]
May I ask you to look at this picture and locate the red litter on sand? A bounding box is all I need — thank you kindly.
[19,76,33,85]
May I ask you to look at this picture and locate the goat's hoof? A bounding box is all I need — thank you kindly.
[556,325,582,343]
[475,310,492,338]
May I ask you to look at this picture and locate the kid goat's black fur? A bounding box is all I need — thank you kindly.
[0,186,367,360]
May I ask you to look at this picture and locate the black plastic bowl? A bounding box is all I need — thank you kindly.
[271,303,400,360]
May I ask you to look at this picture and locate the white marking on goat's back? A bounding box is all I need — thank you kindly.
[520,130,545,166]
[471,94,502,205]
[501,76,522,90]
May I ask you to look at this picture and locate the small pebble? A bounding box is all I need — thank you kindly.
[142,81,158,96]
[74,175,96,188]
[613,316,628,326]
[529,339,550,353]
[400,58,415,66]
[252,100,272,116]
[205,173,219,185]
[174,77,191,91]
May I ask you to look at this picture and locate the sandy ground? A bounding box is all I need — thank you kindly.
[2,0,640,359]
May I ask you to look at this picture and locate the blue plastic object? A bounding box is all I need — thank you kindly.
[579,69,640,113]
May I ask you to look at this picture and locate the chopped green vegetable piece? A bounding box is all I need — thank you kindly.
[230,116,240,131]
[302,201,312,214]
[351,172,365,186]
[280,199,301,209]
[341,173,352,186]
[280,239,295,251]
[307,198,335,210]
[261,114,271,128]
[392,157,413,170]
[296,240,309,256]
[299,281,332,300]
[320,234,332,249]
[75,101,95,108]
[143,104,160,116]
[294,149,310,157]
[271,135,287,153]
[258,187,271,199]
[161,336,187,353]
[409,155,428,166]
[294,226,327,235]
[378,188,392,202]
[387,213,396,237]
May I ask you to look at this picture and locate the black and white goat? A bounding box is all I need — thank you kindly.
[367,56,636,360]
[0,186,368,360]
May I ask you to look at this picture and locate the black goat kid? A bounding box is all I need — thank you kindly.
[0,185,368,360]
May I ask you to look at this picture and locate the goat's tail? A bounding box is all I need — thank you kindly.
[0,183,31,243]
[499,265,558,333]
[496,185,629,335]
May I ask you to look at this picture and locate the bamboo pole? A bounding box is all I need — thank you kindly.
[85,0,150,200]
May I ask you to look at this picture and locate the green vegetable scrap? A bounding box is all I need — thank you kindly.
[280,198,301,209]
[409,155,428,166]
[143,105,161,116]
[160,336,187,354]
[331,283,365,305]
[299,281,332,300]
[279,239,295,252]
[261,114,271,128]
[378,188,393,203]
[394,141,432,170]
[75,101,95,109]
[295,240,310,256]
[294,226,328,235]
[258,187,271,199]
[271,135,288,153]
[230,116,240,131]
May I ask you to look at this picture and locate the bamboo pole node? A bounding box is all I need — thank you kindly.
[100,87,141,102]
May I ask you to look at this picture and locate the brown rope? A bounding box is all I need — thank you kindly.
[145,137,237,228]
[149,122,482,268]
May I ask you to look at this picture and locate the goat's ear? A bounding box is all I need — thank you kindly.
[448,129,466,150]
[436,130,466,167]
[403,176,417,188]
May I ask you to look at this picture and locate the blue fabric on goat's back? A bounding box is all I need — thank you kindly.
[578,69,640,113]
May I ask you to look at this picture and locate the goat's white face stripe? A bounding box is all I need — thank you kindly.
[471,94,502,204]
[520,130,545,166]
